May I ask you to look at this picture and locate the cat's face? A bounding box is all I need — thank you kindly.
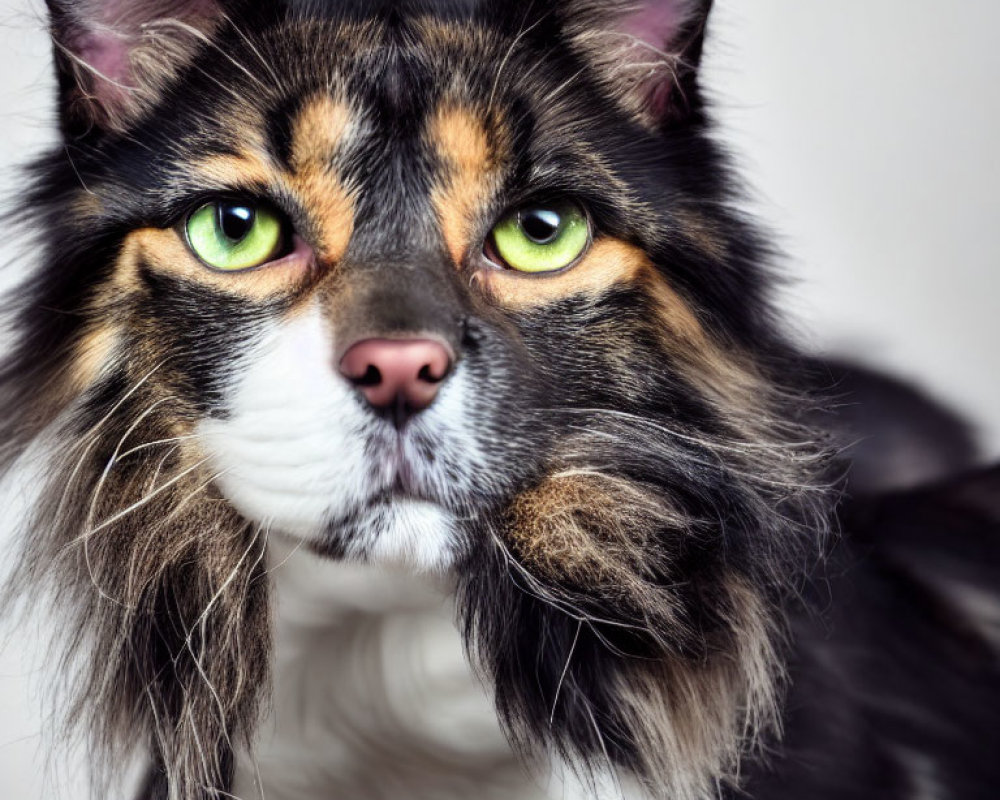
[7,1,830,797]
[42,4,778,571]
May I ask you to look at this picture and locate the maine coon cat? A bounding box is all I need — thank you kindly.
[2,1,998,799]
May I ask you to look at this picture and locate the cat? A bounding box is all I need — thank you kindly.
[1,1,997,799]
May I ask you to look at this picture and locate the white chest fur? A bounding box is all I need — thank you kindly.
[233,539,633,800]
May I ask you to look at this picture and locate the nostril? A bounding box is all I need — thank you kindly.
[354,364,382,387]
[417,362,447,384]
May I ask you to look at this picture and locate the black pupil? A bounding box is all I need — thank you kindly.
[218,203,255,242]
[519,208,562,244]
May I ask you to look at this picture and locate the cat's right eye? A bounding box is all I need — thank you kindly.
[185,200,287,272]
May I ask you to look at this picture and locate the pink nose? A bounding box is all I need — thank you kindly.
[338,338,453,417]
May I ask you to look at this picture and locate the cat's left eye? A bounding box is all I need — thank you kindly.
[486,201,590,273]
[185,201,286,272]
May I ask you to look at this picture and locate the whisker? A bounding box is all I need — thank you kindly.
[550,618,582,725]
[85,397,176,529]
[159,467,230,528]
[116,435,197,463]
[217,12,285,90]
[147,18,271,92]
[75,456,212,542]
[487,7,547,111]
[49,362,168,529]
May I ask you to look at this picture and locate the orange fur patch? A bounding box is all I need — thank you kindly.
[70,324,120,392]
[480,234,763,412]
[642,269,764,411]
[477,237,650,309]
[118,228,311,300]
[428,106,501,264]
[507,470,681,588]
[289,95,353,171]
[189,151,276,190]
[286,95,356,261]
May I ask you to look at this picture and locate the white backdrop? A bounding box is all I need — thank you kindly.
[703,1,1000,456]
[1,1,998,797]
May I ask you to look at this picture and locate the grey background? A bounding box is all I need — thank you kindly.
[1,1,998,797]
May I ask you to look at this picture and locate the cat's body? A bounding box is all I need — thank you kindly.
[230,379,999,800]
[2,1,998,798]
[242,467,1000,800]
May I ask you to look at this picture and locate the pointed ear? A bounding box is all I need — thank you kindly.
[45,0,227,137]
[566,0,713,125]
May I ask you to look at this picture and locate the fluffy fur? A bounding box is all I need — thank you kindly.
[1,2,997,799]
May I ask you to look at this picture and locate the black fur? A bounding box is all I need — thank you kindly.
[740,467,1000,799]
[2,2,997,799]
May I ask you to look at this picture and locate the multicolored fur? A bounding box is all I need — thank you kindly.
[1,1,997,799]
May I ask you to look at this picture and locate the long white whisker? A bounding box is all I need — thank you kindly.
[74,456,212,542]
[160,468,231,528]
[77,398,181,603]
[148,445,182,493]
[553,407,824,456]
[116,435,197,463]
[85,397,176,529]
[50,362,167,531]
[550,618,582,725]
[486,527,650,639]
[185,704,213,795]
[180,529,261,764]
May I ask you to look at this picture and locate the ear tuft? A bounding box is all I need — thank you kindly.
[567,0,713,125]
[46,0,225,136]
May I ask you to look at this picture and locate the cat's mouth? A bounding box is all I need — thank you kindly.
[292,424,476,566]
[354,427,473,513]
[391,472,433,501]
[202,403,483,569]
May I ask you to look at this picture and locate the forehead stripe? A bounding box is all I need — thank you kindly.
[289,94,354,172]
[286,95,357,260]
[428,105,499,265]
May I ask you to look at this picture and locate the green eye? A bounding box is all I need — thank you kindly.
[185,201,284,271]
[489,202,590,273]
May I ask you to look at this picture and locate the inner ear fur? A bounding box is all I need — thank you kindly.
[562,0,714,125]
[45,0,227,137]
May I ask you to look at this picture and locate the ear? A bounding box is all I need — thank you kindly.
[566,0,714,125]
[45,0,227,137]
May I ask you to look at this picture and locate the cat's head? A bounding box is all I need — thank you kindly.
[4,1,830,797]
